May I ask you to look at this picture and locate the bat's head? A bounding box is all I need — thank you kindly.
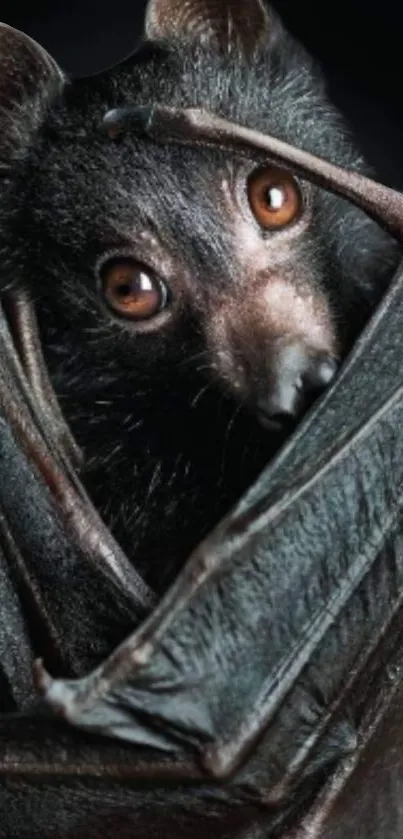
[0,1,398,434]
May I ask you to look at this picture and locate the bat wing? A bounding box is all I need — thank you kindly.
[0,24,155,702]
[0,289,156,689]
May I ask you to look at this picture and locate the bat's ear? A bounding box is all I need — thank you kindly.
[144,0,280,57]
[0,23,65,171]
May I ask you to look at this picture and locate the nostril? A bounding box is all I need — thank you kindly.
[303,354,339,393]
[319,357,338,385]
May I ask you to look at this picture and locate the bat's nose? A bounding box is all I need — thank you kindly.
[255,346,338,431]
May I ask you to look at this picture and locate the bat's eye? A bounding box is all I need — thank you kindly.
[101,258,167,320]
[247,166,302,230]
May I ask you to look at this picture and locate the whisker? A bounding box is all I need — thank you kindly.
[195,363,213,376]
[190,381,215,407]
[180,349,210,369]
[218,401,243,488]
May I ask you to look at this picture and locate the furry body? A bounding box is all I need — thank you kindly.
[0,4,399,594]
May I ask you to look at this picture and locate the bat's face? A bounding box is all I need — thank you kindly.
[32,137,338,433]
[87,150,338,433]
[1,0,398,590]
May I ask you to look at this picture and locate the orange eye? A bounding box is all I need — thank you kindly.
[101,258,167,320]
[247,165,302,230]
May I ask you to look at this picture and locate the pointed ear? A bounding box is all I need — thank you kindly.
[144,0,276,57]
[0,23,65,171]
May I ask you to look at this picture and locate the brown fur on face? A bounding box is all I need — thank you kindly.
[203,268,337,404]
[181,170,338,407]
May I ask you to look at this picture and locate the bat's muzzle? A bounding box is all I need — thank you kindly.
[254,345,338,431]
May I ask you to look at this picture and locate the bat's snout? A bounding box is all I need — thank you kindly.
[205,274,340,433]
[254,345,338,431]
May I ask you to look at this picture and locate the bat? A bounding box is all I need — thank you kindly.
[1,2,403,837]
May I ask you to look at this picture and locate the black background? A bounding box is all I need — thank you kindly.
[2,1,403,187]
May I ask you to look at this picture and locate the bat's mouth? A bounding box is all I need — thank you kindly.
[256,410,291,433]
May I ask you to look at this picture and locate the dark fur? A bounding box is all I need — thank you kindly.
[0,6,399,594]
